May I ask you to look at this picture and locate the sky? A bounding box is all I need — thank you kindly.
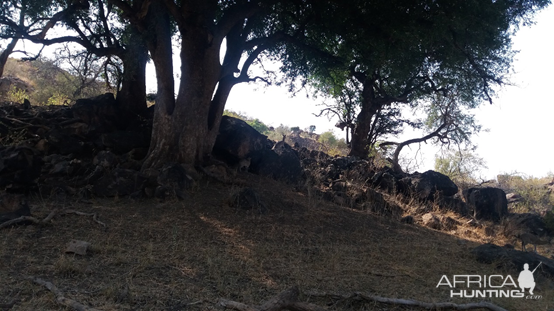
[222,5,554,180]
[9,4,554,180]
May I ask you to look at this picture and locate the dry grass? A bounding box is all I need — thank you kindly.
[1,174,553,310]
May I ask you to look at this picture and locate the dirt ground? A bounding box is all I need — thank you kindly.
[1,173,553,311]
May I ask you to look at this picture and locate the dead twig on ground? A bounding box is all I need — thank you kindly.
[219,287,326,311]
[60,209,106,227]
[28,277,103,311]
[305,290,509,311]
[0,208,105,229]
[0,216,41,229]
[220,287,509,311]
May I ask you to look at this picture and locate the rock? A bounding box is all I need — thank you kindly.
[227,187,267,213]
[65,240,91,256]
[250,144,303,184]
[436,194,469,216]
[0,146,42,191]
[421,212,458,231]
[506,192,523,204]
[0,76,33,95]
[401,170,458,200]
[213,116,270,165]
[0,194,30,224]
[401,215,414,224]
[464,187,508,222]
[363,188,403,218]
[100,130,150,154]
[71,93,121,133]
[471,243,554,278]
[371,168,399,193]
[422,212,442,230]
[155,163,194,200]
[47,129,85,155]
[93,150,119,168]
[92,168,147,197]
[504,213,548,237]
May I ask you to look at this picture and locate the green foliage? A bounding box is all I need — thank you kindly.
[318,131,348,157]
[308,125,316,134]
[247,119,269,135]
[279,0,550,157]
[4,57,107,105]
[6,85,28,103]
[47,92,70,106]
[267,124,290,142]
[224,110,270,135]
[497,173,554,214]
[318,131,337,146]
[434,150,488,189]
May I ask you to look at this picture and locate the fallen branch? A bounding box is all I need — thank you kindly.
[28,277,103,311]
[0,299,19,309]
[219,287,326,311]
[305,290,509,311]
[1,208,105,229]
[60,210,106,227]
[220,287,509,311]
[0,216,41,229]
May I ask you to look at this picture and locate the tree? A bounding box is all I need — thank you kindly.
[0,0,73,77]
[108,0,345,168]
[283,0,550,159]
[435,149,487,188]
[0,0,149,116]
[379,90,483,173]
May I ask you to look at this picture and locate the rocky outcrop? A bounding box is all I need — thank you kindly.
[464,187,508,222]
[213,116,271,165]
[250,142,303,184]
[399,170,458,200]
[472,243,554,278]
[214,116,304,184]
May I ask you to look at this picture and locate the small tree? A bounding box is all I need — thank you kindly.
[435,149,488,188]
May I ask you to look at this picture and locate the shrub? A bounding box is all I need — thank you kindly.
[6,86,28,103]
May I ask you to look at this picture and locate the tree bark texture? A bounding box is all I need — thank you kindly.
[348,79,386,158]
[0,38,19,78]
[116,27,149,117]
[142,0,228,169]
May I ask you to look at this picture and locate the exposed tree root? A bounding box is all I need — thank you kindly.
[220,287,509,311]
[219,287,326,311]
[305,290,509,311]
[28,277,102,311]
[0,208,105,229]
[0,216,41,229]
[60,209,106,227]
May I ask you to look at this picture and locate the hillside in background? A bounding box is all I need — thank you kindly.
[0,61,552,311]
[0,57,108,106]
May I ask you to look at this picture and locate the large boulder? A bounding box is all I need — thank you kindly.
[0,146,42,191]
[71,93,121,133]
[250,142,303,184]
[213,116,270,165]
[400,170,458,200]
[464,187,508,222]
[472,243,554,278]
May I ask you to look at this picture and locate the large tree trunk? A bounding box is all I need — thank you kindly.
[142,0,223,169]
[0,38,19,78]
[348,79,383,159]
[116,28,148,117]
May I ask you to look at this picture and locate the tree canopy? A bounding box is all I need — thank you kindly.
[0,0,549,169]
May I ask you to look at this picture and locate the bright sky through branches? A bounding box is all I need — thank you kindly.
[221,5,554,179]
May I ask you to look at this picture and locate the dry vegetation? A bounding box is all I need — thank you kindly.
[1,173,553,311]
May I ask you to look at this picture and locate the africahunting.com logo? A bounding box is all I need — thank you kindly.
[436,262,543,299]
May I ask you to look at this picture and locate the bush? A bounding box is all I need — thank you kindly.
[497,173,554,214]
[6,86,28,103]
